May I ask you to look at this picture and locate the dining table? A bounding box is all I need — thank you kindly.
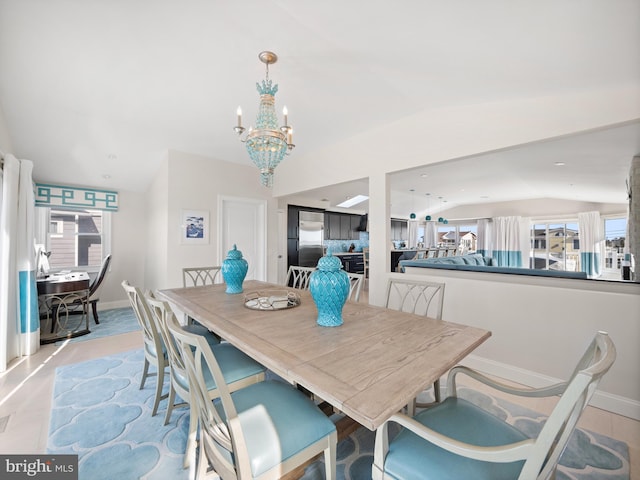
[159,280,491,431]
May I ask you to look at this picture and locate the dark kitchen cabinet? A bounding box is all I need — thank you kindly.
[287,207,299,238]
[340,215,351,239]
[325,212,362,240]
[338,254,364,273]
[350,216,361,238]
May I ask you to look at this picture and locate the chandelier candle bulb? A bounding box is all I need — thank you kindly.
[283,106,288,125]
[236,107,242,127]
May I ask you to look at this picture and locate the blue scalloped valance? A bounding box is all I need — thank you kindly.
[35,183,118,211]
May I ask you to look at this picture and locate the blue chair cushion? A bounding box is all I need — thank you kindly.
[182,323,220,345]
[384,397,528,480]
[174,343,265,392]
[216,380,336,477]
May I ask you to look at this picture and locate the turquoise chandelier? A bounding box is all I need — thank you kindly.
[234,51,294,187]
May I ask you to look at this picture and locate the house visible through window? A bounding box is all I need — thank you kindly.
[43,208,108,271]
[604,217,627,271]
[530,222,579,271]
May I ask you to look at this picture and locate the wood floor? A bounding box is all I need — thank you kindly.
[0,327,638,479]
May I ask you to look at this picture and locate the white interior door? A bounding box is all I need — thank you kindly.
[218,196,266,281]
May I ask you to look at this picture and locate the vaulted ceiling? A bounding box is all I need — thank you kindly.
[0,1,638,217]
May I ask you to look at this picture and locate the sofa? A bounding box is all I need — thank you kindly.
[399,253,588,279]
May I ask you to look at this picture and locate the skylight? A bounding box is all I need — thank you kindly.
[336,195,369,208]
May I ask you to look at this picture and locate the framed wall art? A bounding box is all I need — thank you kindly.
[180,209,209,244]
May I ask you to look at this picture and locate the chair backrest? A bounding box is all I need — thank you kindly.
[167,319,244,479]
[426,248,437,258]
[385,278,445,319]
[362,247,370,271]
[89,254,112,298]
[285,265,315,290]
[121,281,163,357]
[183,266,222,287]
[519,332,616,479]
[145,295,189,391]
[346,272,364,302]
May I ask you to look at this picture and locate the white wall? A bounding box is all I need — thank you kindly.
[0,103,13,154]
[274,85,640,197]
[144,154,170,292]
[402,267,640,419]
[436,198,627,221]
[146,150,279,291]
[99,189,148,308]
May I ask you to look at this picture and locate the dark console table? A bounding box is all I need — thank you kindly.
[37,272,91,344]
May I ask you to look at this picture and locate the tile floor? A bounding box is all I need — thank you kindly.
[0,327,638,478]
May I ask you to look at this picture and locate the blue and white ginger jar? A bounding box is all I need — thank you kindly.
[309,253,350,327]
[221,244,248,294]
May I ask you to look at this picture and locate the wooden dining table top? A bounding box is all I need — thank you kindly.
[159,280,491,431]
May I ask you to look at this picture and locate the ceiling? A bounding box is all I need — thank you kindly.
[0,1,638,217]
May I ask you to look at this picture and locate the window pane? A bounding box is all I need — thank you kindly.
[605,217,627,270]
[48,209,104,269]
[78,212,102,234]
[458,224,477,254]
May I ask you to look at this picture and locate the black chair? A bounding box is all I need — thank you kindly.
[86,254,112,324]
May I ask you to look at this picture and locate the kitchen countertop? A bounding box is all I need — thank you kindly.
[331,251,364,256]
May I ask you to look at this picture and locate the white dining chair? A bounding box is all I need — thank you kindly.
[183,266,222,287]
[372,332,616,480]
[346,272,364,302]
[285,265,315,289]
[121,280,169,418]
[385,278,446,407]
[146,295,265,468]
[168,319,338,480]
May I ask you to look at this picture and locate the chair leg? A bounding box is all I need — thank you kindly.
[140,358,150,389]
[91,301,100,324]
[164,385,176,426]
[151,364,166,417]
[184,403,198,469]
[324,431,337,480]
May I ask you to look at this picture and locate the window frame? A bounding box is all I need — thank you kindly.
[35,206,111,274]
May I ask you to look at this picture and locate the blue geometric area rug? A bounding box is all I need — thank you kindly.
[55,307,140,344]
[47,349,630,480]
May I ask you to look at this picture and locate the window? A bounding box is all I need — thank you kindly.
[604,217,627,271]
[530,222,579,271]
[37,207,111,272]
[427,222,478,254]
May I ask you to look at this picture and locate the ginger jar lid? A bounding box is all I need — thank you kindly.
[226,244,243,260]
[317,252,342,271]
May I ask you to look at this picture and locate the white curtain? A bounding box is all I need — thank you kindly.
[424,221,438,248]
[0,154,38,371]
[491,216,529,267]
[407,220,419,249]
[476,218,492,258]
[578,211,604,278]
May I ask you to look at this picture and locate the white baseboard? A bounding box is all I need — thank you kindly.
[460,354,640,421]
[97,300,130,311]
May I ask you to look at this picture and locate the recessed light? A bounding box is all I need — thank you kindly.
[420,173,428,178]
[107,154,118,161]
[102,174,111,179]
[554,162,565,166]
